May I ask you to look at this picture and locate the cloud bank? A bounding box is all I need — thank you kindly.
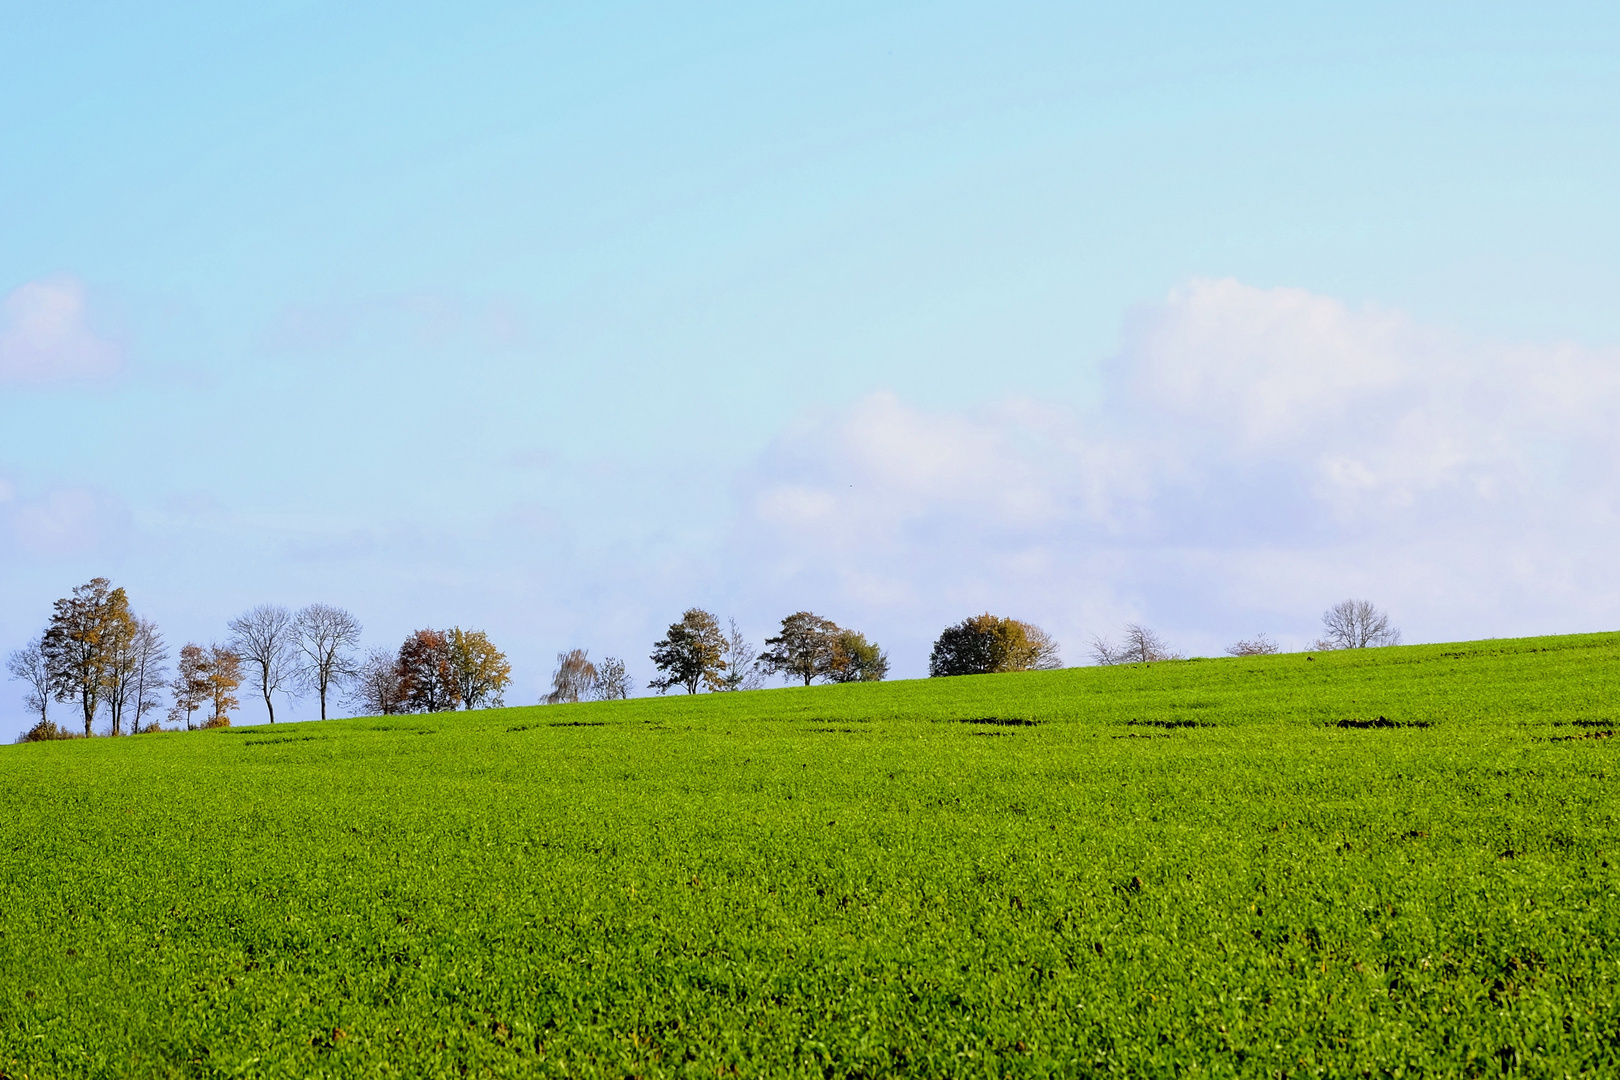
[733,279,1620,658]
[0,276,121,384]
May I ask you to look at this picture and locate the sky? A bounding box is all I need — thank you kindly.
[3,1,1619,737]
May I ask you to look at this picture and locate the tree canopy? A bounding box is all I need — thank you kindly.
[649,609,727,694]
[929,614,1061,677]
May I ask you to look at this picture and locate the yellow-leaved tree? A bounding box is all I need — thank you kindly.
[449,628,512,710]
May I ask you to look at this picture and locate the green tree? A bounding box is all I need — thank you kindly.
[648,609,726,694]
[42,577,135,736]
[929,614,1062,677]
[828,630,889,683]
[759,612,841,686]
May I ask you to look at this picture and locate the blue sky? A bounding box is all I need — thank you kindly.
[4,2,1619,735]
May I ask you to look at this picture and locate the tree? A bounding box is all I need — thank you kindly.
[448,628,511,710]
[397,629,460,713]
[346,647,407,716]
[546,648,596,704]
[1089,623,1181,665]
[294,604,362,721]
[42,577,134,736]
[227,604,297,724]
[106,618,167,735]
[591,656,633,701]
[6,637,51,726]
[1226,634,1280,657]
[759,612,841,686]
[929,615,1061,677]
[100,604,139,736]
[1317,600,1400,650]
[204,645,243,727]
[167,643,210,730]
[828,630,889,683]
[719,619,766,691]
[648,608,727,694]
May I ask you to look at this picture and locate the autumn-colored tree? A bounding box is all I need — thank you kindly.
[6,637,51,727]
[759,612,841,686]
[648,609,727,694]
[42,577,135,736]
[204,645,243,727]
[228,604,297,723]
[294,604,362,721]
[449,627,511,709]
[828,630,890,683]
[397,629,460,713]
[346,648,407,716]
[167,644,211,730]
[929,615,1062,677]
[546,648,596,705]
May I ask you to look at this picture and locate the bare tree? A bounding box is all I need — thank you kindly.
[1317,600,1400,650]
[590,656,633,701]
[6,637,51,726]
[1090,623,1180,665]
[719,619,766,691]
[547,648,597,704]
[104,615,169,736]
[1022,623,1063,670]
[110,618,169,734]
[294,604,362,721]
[346,648,407,716]
[228,604,298,723]
[1225,633,1280,657]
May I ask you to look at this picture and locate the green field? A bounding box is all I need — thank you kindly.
[2,633,1617,1078]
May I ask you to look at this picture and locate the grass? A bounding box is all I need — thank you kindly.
[1,632,1616,1078]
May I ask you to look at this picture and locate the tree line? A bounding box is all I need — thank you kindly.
[547,609,891,703]
[9,577,1404,739]
[6,577,512,741]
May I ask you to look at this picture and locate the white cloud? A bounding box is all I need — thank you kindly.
[0,275,121,384]
[732,279,1620,659]
[2,485,130,557]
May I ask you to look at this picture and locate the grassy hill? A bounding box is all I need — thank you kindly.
[2,633,1616,1077]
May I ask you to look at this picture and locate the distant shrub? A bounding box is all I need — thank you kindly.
[1091,624,1182,665]
[1226,634,1280,657]
[201,714,232,729]
[16,719,75,743]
